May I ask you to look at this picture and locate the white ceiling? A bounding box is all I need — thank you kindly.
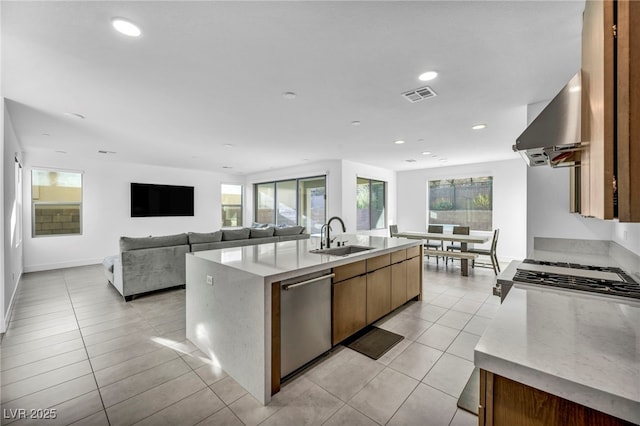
[2,1,584,175]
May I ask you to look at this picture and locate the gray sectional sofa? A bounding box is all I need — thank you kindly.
[104,226,308,301]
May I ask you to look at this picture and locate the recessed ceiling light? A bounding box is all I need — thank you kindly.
[394,140,405,145]
[472,124,487,130]
[418,71,438,81]
[405,159,417,163]
[422,151,431,155]
[222,166,233,169]
[55,150,67,154]
[42,133,50,137]
[223,144,234,148]
[439,158,448,162]
[282,92,297,99]
[351,121,361,126]
[432,154,438,158]
[111,18,142,37]
[98,150,116,154]
[64,112,85,119]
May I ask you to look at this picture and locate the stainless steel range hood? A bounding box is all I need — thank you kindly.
[513,72,583,167]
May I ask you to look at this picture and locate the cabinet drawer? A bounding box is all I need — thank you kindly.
[391,249,407,264]
[367,254,391,272]
[406,245,421,259]
[333,260,366,282]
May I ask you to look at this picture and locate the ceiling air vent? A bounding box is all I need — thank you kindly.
[402,86,438,103]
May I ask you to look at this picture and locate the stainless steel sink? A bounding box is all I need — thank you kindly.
[310,245,375,256]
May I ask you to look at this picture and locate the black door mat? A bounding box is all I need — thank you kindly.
[457,367,479,415]
[346,327,404,360]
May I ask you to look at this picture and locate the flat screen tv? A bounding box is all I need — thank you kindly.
[131,183,194,217]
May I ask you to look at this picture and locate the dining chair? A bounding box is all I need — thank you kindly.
[469,229,501,275]
[389,225,398,237]
[445,226,470,264]
[424,225,444,264]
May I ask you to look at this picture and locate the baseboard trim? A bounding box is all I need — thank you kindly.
[2,271,23,334]
[24,258,103,273]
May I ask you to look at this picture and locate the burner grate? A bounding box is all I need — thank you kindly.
[521,259,637,283]
[514,269,640,300]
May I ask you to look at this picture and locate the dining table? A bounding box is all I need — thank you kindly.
[393,231,490,276]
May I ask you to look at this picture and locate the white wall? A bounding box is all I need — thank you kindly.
[243,159,397,236]
[397,159,528,262]
[612,222,640,255]
[341,160,396,236]
[244,160,343,233]
[23,152,235,272]
[3,104,24,332]
[526,166,613,253]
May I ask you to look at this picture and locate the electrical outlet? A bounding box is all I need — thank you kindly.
[206,275,213,285]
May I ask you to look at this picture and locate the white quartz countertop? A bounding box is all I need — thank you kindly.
[475,286,640,424]
[191,234,421,282]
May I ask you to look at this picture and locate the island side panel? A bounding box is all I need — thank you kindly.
[186,255,271,404]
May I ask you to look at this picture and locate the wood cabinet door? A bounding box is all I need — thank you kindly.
[391,261,407,310]
[332,275,367,345]
[406,256,421,300]
[581,0,615,219]
[366,266,391,324]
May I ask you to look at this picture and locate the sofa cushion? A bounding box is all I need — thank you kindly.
[120,233,188,251]
[188,231,222,244]
[222,228,251,241]
[251,222,269,228]
[250,227,275,238]
[274,226,305,236]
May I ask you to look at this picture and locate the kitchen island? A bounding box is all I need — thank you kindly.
[185,234,422,404]
[476,240,640,425]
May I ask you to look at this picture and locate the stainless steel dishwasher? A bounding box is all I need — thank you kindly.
[280,269,333,378]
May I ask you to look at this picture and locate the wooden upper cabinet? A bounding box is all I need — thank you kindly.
[617,0,640,222]
[581,0,615,219]
[581,0,639,221]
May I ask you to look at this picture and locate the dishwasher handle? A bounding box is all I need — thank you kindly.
[282,273,335,291]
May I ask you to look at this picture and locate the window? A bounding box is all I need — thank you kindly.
[428,176,493,231]
[31,168,83,237]
[254,176,326,233]
[221,184,243,227]
[357,178,386,230]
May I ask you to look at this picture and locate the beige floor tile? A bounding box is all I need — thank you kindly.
[377,314,433,341]
[463,315,492,336]
[475,302,501,319]
[322,404,378,426]
[259,383,343,426]
[450,408,479,426]
[229,393,281,426]
[69,410,110,426]
[133,387,224,426]
[415,323,460,351]
[100,357,191,407]
[375,338,412,366]
[9,390,104,426]
[2,360,93,403]
[446,331,481,362]
[89,340,166,371]
[94,347,180,388]
[409,303,448,322]
[106,372,206,426]
[388,342,443,381]
[305,348,384,402]
[1,348,88,385]
[450,298,483,315]
[435,310,472,330]
[193,361,228,386]
[348,368,418,425]
[1,338,86,371]
[1,323,79,347]
[387,383,457,426]
[1,374,97,415]
[270,375,315,407]
[210,376,248,405]
[422,353,475,398]
[196,407,243,426]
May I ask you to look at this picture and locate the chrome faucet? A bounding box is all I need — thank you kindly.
[324,216,346,249]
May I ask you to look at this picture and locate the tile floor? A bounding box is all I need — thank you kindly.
[0,257,503,425]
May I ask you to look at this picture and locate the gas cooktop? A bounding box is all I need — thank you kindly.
[514,259,640,300]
